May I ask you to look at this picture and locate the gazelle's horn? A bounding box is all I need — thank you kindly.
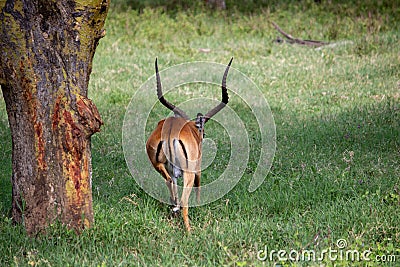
[204,57,232,123]
[155,58,189,119]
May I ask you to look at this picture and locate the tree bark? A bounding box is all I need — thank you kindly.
[0,0,108,235]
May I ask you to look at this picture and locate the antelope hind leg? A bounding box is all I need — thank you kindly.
[181,172,195,231]
[155,163,179,208]
[194,172,201,204]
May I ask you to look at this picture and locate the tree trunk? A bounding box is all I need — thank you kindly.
[205,0,226,10]
[0,0,109,235]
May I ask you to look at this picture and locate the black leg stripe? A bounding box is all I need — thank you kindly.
[156,141,163,162]
[178,140,189,167]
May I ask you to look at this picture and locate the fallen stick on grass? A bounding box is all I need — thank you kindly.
[271,21,330,47]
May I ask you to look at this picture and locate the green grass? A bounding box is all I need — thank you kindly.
[1,1,400,266]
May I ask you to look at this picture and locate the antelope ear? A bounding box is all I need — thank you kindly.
[195,113,205,135]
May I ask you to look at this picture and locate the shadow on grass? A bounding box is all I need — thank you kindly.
[0,104,11,215]
[109,0,400,17]
[219,99,399,218]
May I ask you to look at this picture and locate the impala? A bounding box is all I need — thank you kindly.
[146,58,233,231]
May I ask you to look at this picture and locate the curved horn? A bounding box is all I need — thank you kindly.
[155,58,189,119]
[204,57,233,123]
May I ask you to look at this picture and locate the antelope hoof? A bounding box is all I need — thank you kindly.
[170,206,181,217]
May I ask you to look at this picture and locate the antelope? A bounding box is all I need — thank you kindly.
[146,58,233,231]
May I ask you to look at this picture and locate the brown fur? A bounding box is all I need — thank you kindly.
[146,117,202,231]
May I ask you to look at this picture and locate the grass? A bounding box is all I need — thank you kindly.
[1,1,400,266]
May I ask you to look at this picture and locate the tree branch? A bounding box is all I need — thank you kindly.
[271,21,330,47]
